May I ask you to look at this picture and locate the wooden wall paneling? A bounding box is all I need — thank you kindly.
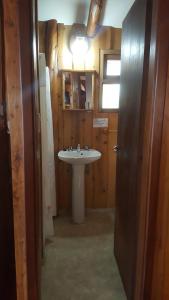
[112,28,122,50]
[92,26,112,72]
[78,111,94,149]
[93,112,109,208]
[150,63,169,300]
[107,113,118,208]
[63,111,78,147]
[39,23,121,210]
[57,24,72,70]
[3,1,28,299]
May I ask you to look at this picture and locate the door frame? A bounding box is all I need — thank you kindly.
[2,0,41,300]
[3,0,169,300]
[3,1,29,299]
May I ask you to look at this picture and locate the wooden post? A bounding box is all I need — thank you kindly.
[87,0,103,37]
[46,19,58,70]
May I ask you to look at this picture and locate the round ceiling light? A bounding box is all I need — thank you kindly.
[70,35,89,55]
[69,24,89,56]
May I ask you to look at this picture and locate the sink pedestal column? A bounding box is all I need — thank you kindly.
[72,165,85,224]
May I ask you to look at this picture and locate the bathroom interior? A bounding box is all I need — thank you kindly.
[38,0,135,299]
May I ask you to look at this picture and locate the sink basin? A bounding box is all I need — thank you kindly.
[58,149,102,224]
[58,149,101,165]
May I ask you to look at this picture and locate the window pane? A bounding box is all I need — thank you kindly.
[102,84,120,109]
[107,60,121,76]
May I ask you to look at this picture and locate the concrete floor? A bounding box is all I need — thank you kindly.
[41,210,127,300]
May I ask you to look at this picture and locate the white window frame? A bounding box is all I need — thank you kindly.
[99,49,121,111]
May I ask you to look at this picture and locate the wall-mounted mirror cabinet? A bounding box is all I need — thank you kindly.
[61,70,95,110]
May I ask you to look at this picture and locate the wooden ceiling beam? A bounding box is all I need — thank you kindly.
[87,0,103,37]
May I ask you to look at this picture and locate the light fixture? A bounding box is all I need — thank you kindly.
[70,36,89,56]
[69,24,89,56]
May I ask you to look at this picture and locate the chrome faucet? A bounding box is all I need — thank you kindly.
[77,144,81,152]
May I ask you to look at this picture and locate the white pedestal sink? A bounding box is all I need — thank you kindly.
[58,149,101,224]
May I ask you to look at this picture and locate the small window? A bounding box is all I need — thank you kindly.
[106,60,121,76]
[102,84,120,109]
[100,50,121,110]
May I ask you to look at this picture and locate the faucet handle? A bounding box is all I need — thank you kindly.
[77,144,81,151]
[84,145,89,150]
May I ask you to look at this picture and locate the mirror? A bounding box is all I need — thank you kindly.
[62,71,95,110]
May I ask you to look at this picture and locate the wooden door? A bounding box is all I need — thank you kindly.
[114,0,152,299]
[0,5,17,299]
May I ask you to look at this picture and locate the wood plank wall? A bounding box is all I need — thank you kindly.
[39,22,121,210]
[150,62,169,300]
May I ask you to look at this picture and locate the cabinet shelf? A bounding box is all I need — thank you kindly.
[60,69,97,73]
[63,108,93,112]
[61,70,96,111]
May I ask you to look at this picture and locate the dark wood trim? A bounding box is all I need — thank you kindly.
[19,0,41,299]
[114,1,154,297]
[3,0,41,299]
[0,4,17,299]
[135,0,169,299]
[2,1,28,299]
[143,0,169,299]
[150,60,169,300]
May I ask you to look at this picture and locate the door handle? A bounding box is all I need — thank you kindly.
[113,145,119,152]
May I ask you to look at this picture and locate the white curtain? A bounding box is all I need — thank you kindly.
[39,53,57,243]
